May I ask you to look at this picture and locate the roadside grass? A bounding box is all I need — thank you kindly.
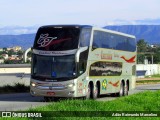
[3,90,159,120]
[145,74,160,78]
[28,90,160,111]
[0,83,29,94]
[136,80,160,84]
[151,74,160,78]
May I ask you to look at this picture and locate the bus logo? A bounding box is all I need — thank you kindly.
[109,81,119,87]
[121,55,136,63]
[102,79,107,90]
[37,34,57,47]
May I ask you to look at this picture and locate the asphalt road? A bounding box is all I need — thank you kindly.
[0,84,159,111]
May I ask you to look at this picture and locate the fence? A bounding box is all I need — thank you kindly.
[136,64,160,78]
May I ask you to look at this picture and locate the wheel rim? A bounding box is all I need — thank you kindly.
[125,84,128,95]
[86,84,91,99]
[119,83,124,96]
[93,84,98,99]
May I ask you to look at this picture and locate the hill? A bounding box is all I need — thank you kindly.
[104,25,160,44]
[0,25,160,49]
[0,34,35,49]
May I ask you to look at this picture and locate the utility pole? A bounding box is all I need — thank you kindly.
[138,52,154,64]
[151,55,153,64]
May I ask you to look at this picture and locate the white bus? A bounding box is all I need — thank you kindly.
[30,25,136,101]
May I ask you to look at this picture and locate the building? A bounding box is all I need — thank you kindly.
[8,55,20,60]
[0,59,4,63]
[0,48,3,52]
[2,54,8,60]
[137,64,160,78]
[7,47,12,51]
[13,46,22,51]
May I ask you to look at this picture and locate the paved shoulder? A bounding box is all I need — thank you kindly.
[0,93,47,111]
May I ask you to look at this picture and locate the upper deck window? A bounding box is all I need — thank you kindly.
[33,27,80,51]
[93,30,136,52]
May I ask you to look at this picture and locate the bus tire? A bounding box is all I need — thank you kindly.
[124,82,129,96]
[92,83,99,99]
[86,84,91,99]
[118,82,124,97]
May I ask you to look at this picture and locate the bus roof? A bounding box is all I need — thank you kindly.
[92,27,136,39]
[38,25,136,39]
[39,25,92,29]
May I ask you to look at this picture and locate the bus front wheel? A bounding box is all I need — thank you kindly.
[92,83,99,99]
[86,84,91,99]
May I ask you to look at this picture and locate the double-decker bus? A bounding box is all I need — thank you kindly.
[30,25,136,101]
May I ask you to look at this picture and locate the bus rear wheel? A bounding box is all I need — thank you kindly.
[117,82,124,97]
[124,83,129,96]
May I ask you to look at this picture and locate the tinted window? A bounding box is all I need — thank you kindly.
[33,27,80,51]
[79,28,91,47]
[93,31,112,49]
[92,30,136,52]
[32,54,76,80]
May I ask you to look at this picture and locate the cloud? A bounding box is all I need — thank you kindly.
[0,26,39,35]
[105,19,160,25]
[1,0,160,26]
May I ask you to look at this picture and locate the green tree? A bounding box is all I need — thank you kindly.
[27,51,32,57]
[3,47,7,51]
[137,54,145,64]
[153,46,160,63]
[4,60,22,64]
[8,49,16,56]
[0,56,4,59]
[17,50,23,56]
[137,39,148,52]
[137,39,148,64]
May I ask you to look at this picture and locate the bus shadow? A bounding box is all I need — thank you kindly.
[0,93,44,102]
[0,92,120,102]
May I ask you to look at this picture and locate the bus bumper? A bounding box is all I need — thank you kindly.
[30,79,81,98]
[30,87,76,98]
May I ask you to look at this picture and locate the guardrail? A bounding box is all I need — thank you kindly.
[0,64,30,68]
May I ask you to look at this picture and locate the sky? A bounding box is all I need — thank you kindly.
[0,0,160,27]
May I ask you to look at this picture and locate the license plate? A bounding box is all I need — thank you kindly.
[47,92,55,96]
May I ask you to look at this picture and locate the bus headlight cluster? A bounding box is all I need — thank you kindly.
[31,82,36,87]
[68,83,74,88]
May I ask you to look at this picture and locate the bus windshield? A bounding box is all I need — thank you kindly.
[32,55,76,80]
[33,27,80,51]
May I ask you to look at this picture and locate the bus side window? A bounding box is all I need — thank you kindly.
[79,60,86,75]
[79,52,87,75]
[93,31,99,49]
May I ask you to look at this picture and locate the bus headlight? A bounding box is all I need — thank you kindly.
[31,82,36,87]
[68,83,74,88]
